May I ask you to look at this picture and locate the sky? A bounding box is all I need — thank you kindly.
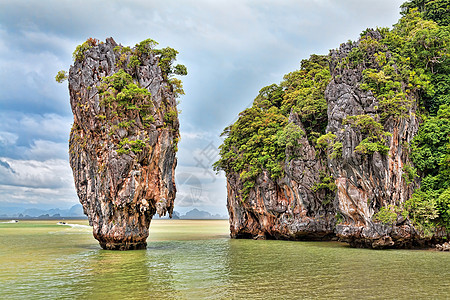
[0,0,405,216]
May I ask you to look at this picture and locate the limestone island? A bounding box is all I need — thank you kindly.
[214,2,450,249]
[60,37,186,250]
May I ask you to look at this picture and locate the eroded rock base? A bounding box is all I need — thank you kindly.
[100,242,147,251]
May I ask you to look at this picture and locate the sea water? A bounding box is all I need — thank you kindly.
[0,220,449,299]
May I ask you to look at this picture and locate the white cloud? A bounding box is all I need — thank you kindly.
[0,157,73,189]
[0,156,77,207]
[25,140,68,161]
[0,131,18,146]
[175,165,226,213]
[0,184,77,206]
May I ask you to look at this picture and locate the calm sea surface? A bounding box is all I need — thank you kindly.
[0,219,449,299]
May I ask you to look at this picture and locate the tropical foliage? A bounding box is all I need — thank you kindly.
[213,55,331,199]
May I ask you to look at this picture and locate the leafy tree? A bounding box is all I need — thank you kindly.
[401,0,450,26]
[135,38,159,56]
[409,105,450,230]
[281,54,331,136]
[55,70,68,83]
[72,38,99,62]
[173,64,188,76]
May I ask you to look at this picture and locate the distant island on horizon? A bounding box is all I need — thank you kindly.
[0,204,227,220]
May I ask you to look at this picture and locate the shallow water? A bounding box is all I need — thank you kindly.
[0,220,449,299]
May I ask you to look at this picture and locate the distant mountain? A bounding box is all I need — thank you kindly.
[179,208,227,220]
[152,209,227,220]
[0,204,86,219]
[68,204,84,216]
[153,211,180,219]
[0,205,227,220]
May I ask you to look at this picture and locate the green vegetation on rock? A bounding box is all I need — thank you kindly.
[409,105,450,231]
[401,0,450,26]
[73,38,99,62]
[66,38,187,156]
[55,70,68,83]
[215,0,450,236]
[117,138,146,155]
[214,55,331,199]
[373,205,401,225]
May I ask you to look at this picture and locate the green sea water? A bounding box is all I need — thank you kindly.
[0,219,449,299]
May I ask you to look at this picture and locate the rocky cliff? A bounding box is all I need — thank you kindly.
[217,7,450,248]
[326,33,421,248]
[226,111,336,240]
[68,38,183,250]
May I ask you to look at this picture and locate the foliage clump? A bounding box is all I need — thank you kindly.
[311,171,337,205]
[113,38,188,93]
[214,55,331,200]
[117,138,146,155]
[401,0,450,26]
[343,114,391,155]
[73,38,99,62]
[373,205,402,225]
[317,133,342,159]
[408,105,450,231]
[55,70,68,83]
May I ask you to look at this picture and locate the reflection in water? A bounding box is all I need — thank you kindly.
[76,249,178,299]
[1,220,449,299]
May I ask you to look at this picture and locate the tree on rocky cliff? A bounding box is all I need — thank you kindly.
[213,55,331,200]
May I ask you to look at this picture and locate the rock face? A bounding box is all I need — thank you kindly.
[224,31,448,248]
[68,38,179,250]
[227,112,336,240]
[436,242,450,251]
[326,34,421,248]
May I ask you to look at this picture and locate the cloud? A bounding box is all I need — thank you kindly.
[0,112,71,159]
[0,184,77,206]
[0,159,15,173]
[0,157,73,189]
[0,156,77,206]
[175,165,226,210]
[24,140,68,161]
[0,131,18,146]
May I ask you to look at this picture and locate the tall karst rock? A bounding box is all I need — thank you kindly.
[67,38,186,250]
[325,31,420,248]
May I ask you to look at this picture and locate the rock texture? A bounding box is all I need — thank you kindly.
[68,38,179,250]
[436,242,450,251]
[326,33,422,248]
[227,112,336,240]
[225,31,448,248]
